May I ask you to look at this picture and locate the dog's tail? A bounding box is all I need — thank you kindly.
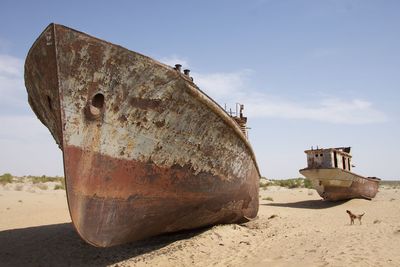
[359,213,365,217]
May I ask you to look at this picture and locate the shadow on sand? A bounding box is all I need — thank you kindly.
[262,199,349,209]
[0,223,204,267]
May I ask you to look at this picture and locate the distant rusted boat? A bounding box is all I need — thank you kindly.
[24,24,260,247]
[299,147,380,201]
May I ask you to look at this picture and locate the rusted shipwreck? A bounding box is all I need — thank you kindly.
[24,24,260,247]
[299,147,380,201]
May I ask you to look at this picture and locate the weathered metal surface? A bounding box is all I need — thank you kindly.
[24,24,260,247]
[299,147,380,201]
[299,168,380,201]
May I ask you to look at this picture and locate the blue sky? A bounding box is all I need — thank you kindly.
[0,0,399,179]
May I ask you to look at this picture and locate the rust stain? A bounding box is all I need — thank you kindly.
[24,23,260,247]
[154,119,165,128]
[300,147,380,201]
[130,97,162,111]
[64,145,258,246]
[118,114,127,123]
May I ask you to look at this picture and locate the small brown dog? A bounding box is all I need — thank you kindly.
[346,210,365,225]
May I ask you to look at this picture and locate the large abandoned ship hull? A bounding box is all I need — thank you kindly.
[24,24,260,247]
[300,168,379,201]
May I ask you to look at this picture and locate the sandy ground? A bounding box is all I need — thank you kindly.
[1,184,399,267]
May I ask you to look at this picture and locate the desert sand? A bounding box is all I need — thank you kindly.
[1,182,399,267]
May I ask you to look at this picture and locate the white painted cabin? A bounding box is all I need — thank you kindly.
[304,147,352,171]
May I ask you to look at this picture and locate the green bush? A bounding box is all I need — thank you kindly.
[0,173,13,185]
[29,175,65,185]
[31,175,54,184]
[303,178,312,188]
[54,176,66,190]
[267,178,312,189]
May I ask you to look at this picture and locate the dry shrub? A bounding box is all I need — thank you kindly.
[36,183,48,190]
[14,184,24,191]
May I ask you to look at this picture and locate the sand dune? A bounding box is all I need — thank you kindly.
[1,184,399,266]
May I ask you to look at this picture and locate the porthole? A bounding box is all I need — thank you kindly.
[92,93,105,109]
[85,92,105,120]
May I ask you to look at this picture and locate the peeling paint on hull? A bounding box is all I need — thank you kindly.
[24,24,260,247]
[300,168,380,201]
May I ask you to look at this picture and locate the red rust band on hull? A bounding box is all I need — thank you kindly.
[64,145,259,247]
[25,23,261,247]
[320,180,380,201]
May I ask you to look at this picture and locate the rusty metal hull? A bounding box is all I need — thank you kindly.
[300,168,380,201]
[24,24,260,247]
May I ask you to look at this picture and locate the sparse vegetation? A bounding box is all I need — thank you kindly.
[29,175,62,184]
[0,173,13,185]
[0,173,66,191]
[262,196,274,201]
[380,180,400,189]
[303,179,312,188]
[27,175,66,190]
[54,180,66,190]
[261,178,313,189]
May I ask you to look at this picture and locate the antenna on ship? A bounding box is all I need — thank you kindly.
[231,103,248,137]
[236,103,239,118]
[239,104,244,119]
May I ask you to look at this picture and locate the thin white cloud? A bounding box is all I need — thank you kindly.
[0,52,388,177]
[193,70,251,99]
[158,55,189,69]
[0,115,63,176]
[193,69,388,124]
[0,54,23,76]
[0,54,27,113]
[0,115,49,143]
[0,54,63,176]
[245,96,388,124]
